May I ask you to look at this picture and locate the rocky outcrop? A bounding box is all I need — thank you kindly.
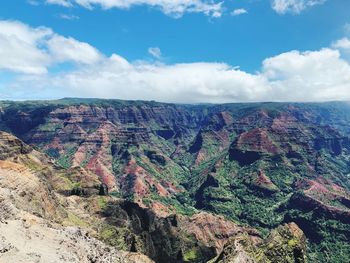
[215,223,307,263]
[100,200,263,263]
[236,128,279,154]
[228,128,279,166]
[0,131,32,160]
[179,212,260,254]
[249,170,279,194]
[287,191,350,225]
[1,105,55,136]
[101,200,210,263]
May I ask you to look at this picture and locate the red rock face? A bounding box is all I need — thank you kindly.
[293,177,350,224]
[73,123,116,188]
[194,130,231,165]
[187,111,235,166]
[122,159,151,201]
[271,112,305,140]
[252,170,278,192]
[180,212,260,253]
[151,201,175,217]
[17,104,207,195]
[239,110,271,126]
[121,159,181,205]
[296,177,350,207]
[236,128,278,154]
[255,170,272,185]
[219,111,234,127]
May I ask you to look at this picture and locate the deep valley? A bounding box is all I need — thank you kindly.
[0,98,349,262]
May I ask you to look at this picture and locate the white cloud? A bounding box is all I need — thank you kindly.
[148,47,162,59]
[0,20,52,74]
[332,38,350,50]
[231,8,247,16]
[272,0,326,14]
[0,20,103,74]
[50,49,349,102]
[46,0,73,7]
[10,61,270,103]
[45,0,223,17]
[262,49,350,101]
[47,35,103,64]
[332,38,350,60]
[1,20,350,102]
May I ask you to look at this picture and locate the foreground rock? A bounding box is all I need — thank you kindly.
[214,223,307,263]
[0,131,153,263]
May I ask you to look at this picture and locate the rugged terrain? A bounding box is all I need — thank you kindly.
[0,131,155,263]
[0,129,305,263]
[0,98,350,262]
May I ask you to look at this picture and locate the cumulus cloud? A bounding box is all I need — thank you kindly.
[1,20,350,102]
[47,35,103,64]
[272,0,326,14]
[332,38,350,59]
[44,0,223,17]
[231,8,247,16]
[0,20,52,74]
[0,20,103,74]
[262,49,350,101]
[8,60,270,102]
[332,38,350,50]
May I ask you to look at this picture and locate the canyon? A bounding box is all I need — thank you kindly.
[0,99,349,262]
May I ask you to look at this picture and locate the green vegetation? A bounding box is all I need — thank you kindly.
[183,248,199,262]
[46,148,60,159]
[57,146,77,169]
[99,225,131,251]
[63,211,88,228]
[96,196,108,209]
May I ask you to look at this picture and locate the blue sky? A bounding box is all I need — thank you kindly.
[0,0,350,102]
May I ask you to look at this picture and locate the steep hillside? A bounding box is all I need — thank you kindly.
[1,99,350,262]
[214,222,307,263]
[1,131,293,263]
[0,131,154,263]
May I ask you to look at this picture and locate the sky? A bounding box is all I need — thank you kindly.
[0,0,350,103]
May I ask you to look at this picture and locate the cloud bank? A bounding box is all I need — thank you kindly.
[1,20,350,102]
